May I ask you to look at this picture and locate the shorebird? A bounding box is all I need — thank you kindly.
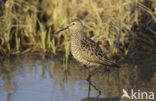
[55,19,119,68]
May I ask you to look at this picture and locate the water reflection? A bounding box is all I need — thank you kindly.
[0,53,156,101]
[82,97,120,101]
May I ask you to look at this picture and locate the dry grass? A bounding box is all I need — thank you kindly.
[0,0,156,58]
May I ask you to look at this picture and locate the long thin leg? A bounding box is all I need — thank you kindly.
[87,73,91,98]
[86,71,102,98]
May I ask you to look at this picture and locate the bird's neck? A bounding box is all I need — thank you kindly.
[71,29,86,41]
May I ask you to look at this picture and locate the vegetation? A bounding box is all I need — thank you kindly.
[0,0,156,59]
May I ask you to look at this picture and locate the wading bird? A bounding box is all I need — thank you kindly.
[55,19,119,68]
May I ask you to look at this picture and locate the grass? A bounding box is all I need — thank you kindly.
[39,21,46,52]
[15,29,20,51]
[51,38,57,55]
[0,0,156,60]
[65,41,70,63]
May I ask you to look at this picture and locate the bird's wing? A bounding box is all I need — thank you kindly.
[80,38,114,66]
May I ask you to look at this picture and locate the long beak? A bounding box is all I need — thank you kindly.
[55,26,70,34]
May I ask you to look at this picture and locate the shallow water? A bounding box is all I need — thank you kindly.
[0,53,156,101]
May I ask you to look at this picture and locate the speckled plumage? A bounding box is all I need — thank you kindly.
[57,19,119,67]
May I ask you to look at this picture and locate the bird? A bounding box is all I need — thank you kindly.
[55,19,119,68]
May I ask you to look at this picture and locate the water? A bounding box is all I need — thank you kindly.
[0,53,156,101]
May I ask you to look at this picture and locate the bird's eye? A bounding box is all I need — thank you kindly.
[72,23,75,25]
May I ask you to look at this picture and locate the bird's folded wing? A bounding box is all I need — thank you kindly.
[80,38,120,67]
[80,38,109,64]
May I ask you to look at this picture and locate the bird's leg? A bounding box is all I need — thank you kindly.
[80,64,88,72]
[87,73,91,98]
[86,69,102,98]
[86,74,102,98]
[90,82,101,98]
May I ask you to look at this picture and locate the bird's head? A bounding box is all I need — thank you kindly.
[55,19,84,34]
[68,19,84,31]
